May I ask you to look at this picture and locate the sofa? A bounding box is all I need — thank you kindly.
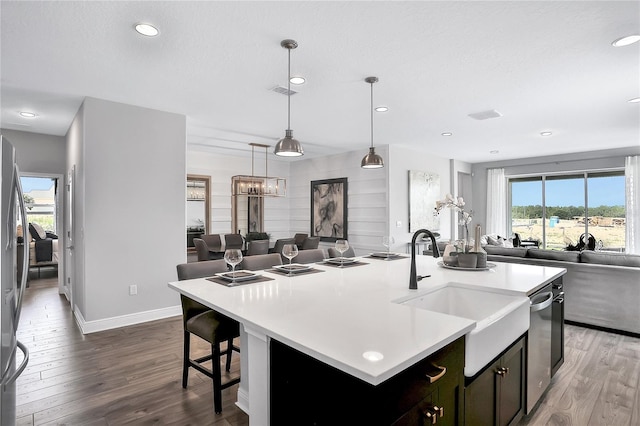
[484,246,640,335]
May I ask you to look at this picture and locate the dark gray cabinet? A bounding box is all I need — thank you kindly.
[464,335,526,426]
[270,336,465,425]
[551,278,565,377]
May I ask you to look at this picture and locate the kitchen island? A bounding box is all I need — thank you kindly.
[169,255,565,425]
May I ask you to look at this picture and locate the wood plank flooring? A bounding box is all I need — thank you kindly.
[15,276,640,425]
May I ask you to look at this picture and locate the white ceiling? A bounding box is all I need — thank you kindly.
[1,1,639,163]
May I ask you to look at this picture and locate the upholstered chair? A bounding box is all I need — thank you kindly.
[293,233,308,249]
[293,248,326,264]
[246,239,269,256]
[328,247,356,258]
[224,233,244,250]
[176,261,240,414]
[193,238,213,262]
[240,253,283,271]
[269,238,295,255]
[301,236,320,250]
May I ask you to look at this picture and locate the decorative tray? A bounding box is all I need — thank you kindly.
[370,252,401,258]
[437,261,497,272]
[325,257,357,265]
[215,270,259,282]
[273,264,313,273]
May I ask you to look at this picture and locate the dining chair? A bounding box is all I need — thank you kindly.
[194,235,224,261]
[301,236,320,250]
[293,233,308,249]
[193,238,215,261]
[224,233,245,250]
[240,253,283,271]
[269,238,295,254]
[176,261,241,414]
[246,239,270,256]
[328,247,356,258]
[293,248,326,264]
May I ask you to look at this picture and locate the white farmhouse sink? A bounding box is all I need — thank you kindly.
[398,283,530,377]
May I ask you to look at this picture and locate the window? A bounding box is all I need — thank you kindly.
[21,176,57,233]
[509,171,625,252]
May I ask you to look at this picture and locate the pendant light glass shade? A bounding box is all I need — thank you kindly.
[361,76,384,169]
[275,39,304,157]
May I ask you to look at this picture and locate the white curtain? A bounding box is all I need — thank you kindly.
[486,168,507,236]
[625,156,640,254]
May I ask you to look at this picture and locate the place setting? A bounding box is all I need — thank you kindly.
[266,244,325,277]
[207,249,274,286]
[364,236,408,261]
[322,240,369,268]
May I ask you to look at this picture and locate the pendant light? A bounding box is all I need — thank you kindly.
[361,76,384,169]
[274,39,304,157]
[232,143,286,197]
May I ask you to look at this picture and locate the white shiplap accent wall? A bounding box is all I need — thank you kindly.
[187,149,291,241]
[289,146,390,255]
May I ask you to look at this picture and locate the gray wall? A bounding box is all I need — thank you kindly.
[1,129,66,174]
[70,97,186,327]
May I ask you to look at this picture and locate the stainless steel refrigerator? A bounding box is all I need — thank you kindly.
[0,136,29,426]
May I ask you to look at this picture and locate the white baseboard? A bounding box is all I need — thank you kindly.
[73,304,182,334]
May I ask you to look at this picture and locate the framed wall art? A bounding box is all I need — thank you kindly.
[310,177,348,242]
[409,170,440,232]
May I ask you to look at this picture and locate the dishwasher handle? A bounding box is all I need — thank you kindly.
[530,291,553,312]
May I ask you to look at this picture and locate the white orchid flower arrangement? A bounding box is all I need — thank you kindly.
[434,194,473,252]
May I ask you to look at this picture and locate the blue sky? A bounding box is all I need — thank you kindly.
[512,176,625,206]
[20,177,55,193]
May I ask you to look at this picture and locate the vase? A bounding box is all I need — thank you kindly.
[471,224,487,268]
[457,252,478,268]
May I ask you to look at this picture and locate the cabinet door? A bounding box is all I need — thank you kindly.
[497,339,525,426]
[465,362,497,425]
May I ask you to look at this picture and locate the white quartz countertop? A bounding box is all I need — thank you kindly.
[169,256,565,385]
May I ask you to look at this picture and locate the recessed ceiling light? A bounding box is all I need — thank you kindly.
[490,150,499,154]
[628,97,640,103]
[289,76,305,85]
[540,131,553,136]
[135,23,159,37]
[612,35,640,47]
[375,106,388,112]
[19,111,37,118]
[441,132,453,136]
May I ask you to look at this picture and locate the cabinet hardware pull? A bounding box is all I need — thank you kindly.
[422,408,438,424]
[434,405,444,417]
[424,364,447,383]
[496,366,510,376]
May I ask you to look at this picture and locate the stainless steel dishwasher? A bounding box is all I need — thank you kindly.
[526,283,554,414]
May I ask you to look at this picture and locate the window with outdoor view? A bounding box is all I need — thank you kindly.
[509,171,626,252]
[21,176,57,233]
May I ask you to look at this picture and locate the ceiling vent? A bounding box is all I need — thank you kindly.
[468,109,503,120]
[271,85,298,96]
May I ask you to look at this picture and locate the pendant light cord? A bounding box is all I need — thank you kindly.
[287,47,291,131]
[370,81,374,148]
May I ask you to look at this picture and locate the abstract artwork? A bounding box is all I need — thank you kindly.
[311,177,348,242]
[409,170,440,232]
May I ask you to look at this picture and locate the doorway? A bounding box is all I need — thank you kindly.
[19,173,64,294]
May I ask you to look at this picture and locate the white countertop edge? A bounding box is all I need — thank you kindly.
[265,323,475,386]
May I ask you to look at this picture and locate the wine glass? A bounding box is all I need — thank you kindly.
[224,249,243,282]
[335,239,349,266]
[282,244,298,276]
[382,235,395,258]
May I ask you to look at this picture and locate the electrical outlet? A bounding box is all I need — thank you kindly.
[396,220,402,228]
[129,284,137,296]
